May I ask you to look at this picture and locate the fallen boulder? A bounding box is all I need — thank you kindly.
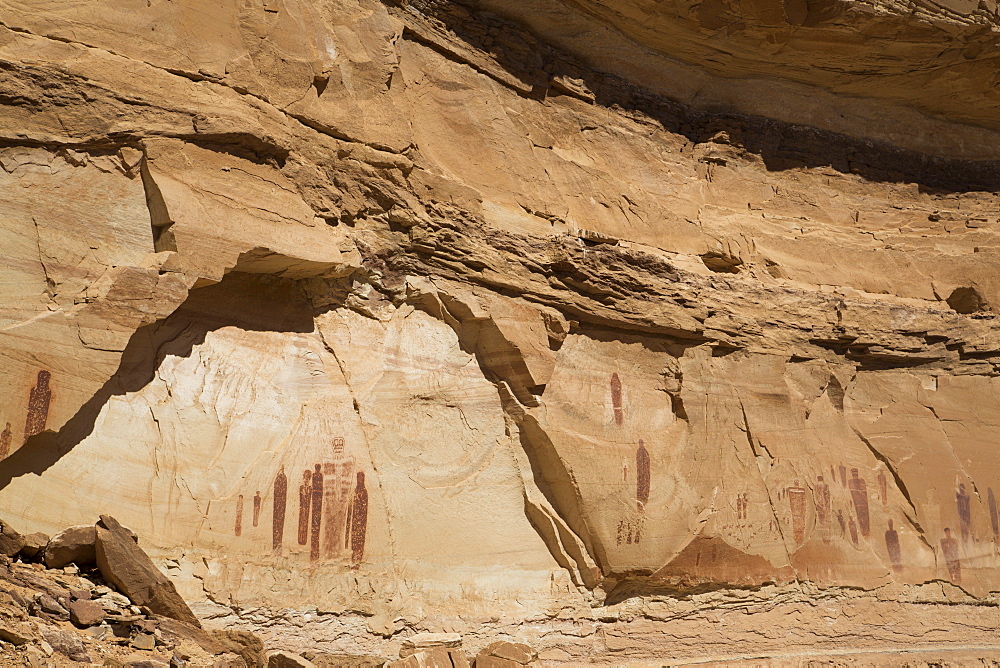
[0,519,25,557]
[19,532,49,560]
[267,650,316,667]
[94,515,200,627]
[475,641,538,667]
[43,525,96,569]
[399,633,463,658]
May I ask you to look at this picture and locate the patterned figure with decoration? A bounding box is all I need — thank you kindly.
[0,423,11,460]
[323,437,356,560]
[347,471,368,569]
[24,370,52,444]
[848,469,870,537]
[272,466,288,554]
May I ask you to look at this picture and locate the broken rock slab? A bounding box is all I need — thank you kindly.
[94,515,200,628]
[389,649,470,668]
[19,532,49,560]
[0,519,25,557]
[69,598,106,627]
[475,642,538,668]
[399,632,463,657]
[266,650,317,667]
[43,525,96,569]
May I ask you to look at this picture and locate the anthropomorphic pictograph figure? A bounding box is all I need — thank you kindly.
[636,439,649,511]
[849,469,870,537]
[272,467,287,554]
[989,487,998,539]
[235,495,244,537]
[815,475,831,526]
[941,527,961,583]
[885,519,902,571]
[310,463,324,561]
[253,491,262,527]
[956,483,972,543]
[323,437,356,559]
[785,480,808,545]
[610,373,624,426]
[24,370,52,444]
[349,471,368,569]
[297,469,312,546]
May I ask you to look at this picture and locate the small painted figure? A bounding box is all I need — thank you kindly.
[815,475,831,526]
[622,460,629,483]
[235,495,244,537]
[349,471,368,569]
[837,509,846,536]
[636,440,650,511]
[610,373,624,426]
[785,480,808,545]
[272,467,287,554]
[885,519,902,572]
[989,487,999,539]
[252,491,262,527]
[297,469,312,546]
[23,370,52,444]
[0,422,11,460]
[940,527,961,583]
[848,469,870,537]
[956,483,971,543]
[848,517,859,547]
[310,464,324,562]
[839,464,847,487]
[877,470,888,507]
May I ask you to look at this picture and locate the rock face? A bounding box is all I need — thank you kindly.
[1,0,1000,662]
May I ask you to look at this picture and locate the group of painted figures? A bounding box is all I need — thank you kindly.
[235,437,368,568]
[2,369,53,459]
[608,371,994,584]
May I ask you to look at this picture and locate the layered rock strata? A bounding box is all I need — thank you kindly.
[1,0,1000,661]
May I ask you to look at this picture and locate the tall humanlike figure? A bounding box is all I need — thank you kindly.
[234,495,244,537]
[815,476,831,525]
[252,491,262,527]
[877,470,888,507]
[350,471,369,569]
[885,519,902,571]
[24,370,52,443]
[310,463,324,562]
[786,480,808,545]
[610,373,624,426]
[848,469,870,537]
[273,467,288,554]
[941,528,961,583]
[956,483,972,543]
[297,469,312,546]
[636,439,650,511]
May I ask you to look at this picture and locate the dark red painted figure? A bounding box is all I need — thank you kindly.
[349,471,368,569]
[786,480,808,545]
[310,464,324,562]
[877,470,888,507]
[940,527,961,583]
[610,373,624,426]
[815,475,831,525]
[885,519,902,572]
[636,439,649,511]
[235,495,244,537]
[24,370,52,444]
[297,469,312,546]
[273,467,287,554]
[252,491,262,528]
[848,469,870,537]
[956,483,972,543]
[848,517,859,546]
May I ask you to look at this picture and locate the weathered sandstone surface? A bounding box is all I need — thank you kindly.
[1,0,1000,662]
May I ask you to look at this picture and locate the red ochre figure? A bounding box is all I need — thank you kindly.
[610,373,624,426]
[349,471,368,569]
[815,476,831,525]
[636,439,650,511]
[848,517,859,546]
[838,464,847,487]
[252,491,262,527]
[297,469,312,546]
[235,495,244,537]
[885,519,902,572]
[785,480,808,545]
[23,370,52,444]
[0,422,11,460]
[988,487,998,539]
[272,467,287,554]
[310,463,324,562]
[837,509,846,536]
[877,470,888,507]
[956,483,972,543]
[848,469,870,537]
[940,527,961,583]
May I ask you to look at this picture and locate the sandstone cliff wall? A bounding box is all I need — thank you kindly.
[1,0,1000,660]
